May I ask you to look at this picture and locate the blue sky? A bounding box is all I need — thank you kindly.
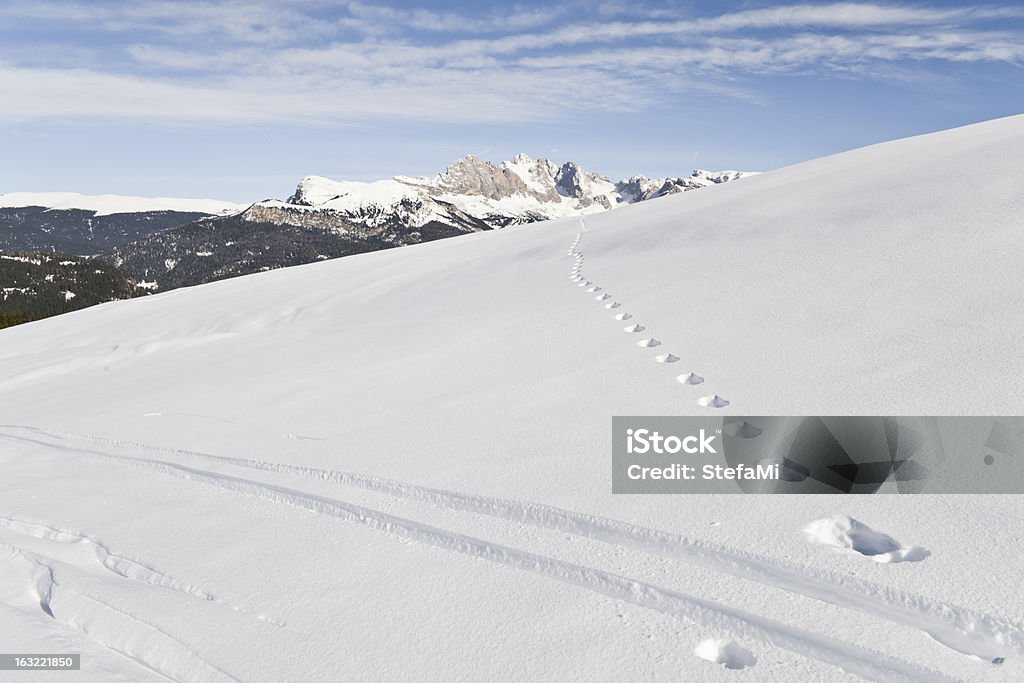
[2,1,1022,201]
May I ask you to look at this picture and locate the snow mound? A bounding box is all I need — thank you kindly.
[694,638,758,670]
[804,516,930,563]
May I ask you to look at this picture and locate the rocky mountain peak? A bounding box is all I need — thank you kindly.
[437,155,531,201]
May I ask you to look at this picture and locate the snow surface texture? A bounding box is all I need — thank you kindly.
[2,116,1024,681]
[0,192,246,216]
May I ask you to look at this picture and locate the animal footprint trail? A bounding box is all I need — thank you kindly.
[698,394,730,408]
[565,231,726,408]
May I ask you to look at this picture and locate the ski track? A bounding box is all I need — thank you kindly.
[5,425,1022,663]
[0,427,993,682]
[569,220,728,407]
[0,513,288,629]
[0,542,241,682]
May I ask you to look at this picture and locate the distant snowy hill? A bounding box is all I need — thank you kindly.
[1,116,1022,681]
[0,193,246,256]
[0,192,245,217]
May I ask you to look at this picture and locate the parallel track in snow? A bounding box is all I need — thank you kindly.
[4,425,1019,663]
[1,426,1004,682]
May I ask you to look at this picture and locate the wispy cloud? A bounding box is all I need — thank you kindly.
[0,1,1021,125]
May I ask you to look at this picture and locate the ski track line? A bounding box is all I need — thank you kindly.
[568,221,728,408]
[0,513,288,629]
[4,424,1020,663]
[0,430,960,682]
[1,542,240,682]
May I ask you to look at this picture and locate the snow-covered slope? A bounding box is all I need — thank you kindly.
[1,116,1023,682]
[0,191,246,216]
[280,155,751,228]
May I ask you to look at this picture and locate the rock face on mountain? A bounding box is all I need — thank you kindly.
[434,155,536,201]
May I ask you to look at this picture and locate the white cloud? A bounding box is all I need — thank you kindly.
[0,2,1021,125]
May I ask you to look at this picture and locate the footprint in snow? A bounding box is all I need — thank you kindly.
[694,639,757,670]
[623,324,645,333]
[614,313,631,321]
[698,394,730,408]
[655,353,679,363]
[596,293,611,301]
[676,372,704,385]
[604,302,620,309]
[637,338,660,347]
[804,516,929,563]
[587,286,601,292]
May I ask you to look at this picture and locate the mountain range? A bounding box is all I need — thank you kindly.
[0,155,749,319]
